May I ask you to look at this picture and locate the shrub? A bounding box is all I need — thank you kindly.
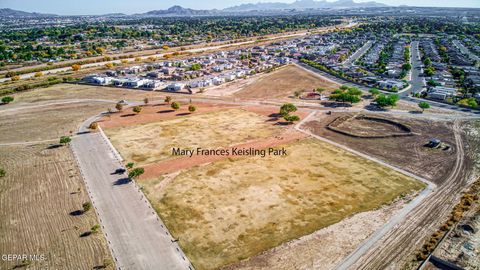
[82,202,92,213]
[1,96,14,104]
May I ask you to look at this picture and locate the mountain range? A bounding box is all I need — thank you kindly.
[224,0,387,12]
[1,0,390,18]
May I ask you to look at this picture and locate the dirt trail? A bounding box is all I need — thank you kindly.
[349,120,471,270]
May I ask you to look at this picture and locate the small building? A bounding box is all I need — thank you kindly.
[166,83,185,91]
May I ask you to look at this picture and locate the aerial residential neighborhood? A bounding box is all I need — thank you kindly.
[0,1,480,270]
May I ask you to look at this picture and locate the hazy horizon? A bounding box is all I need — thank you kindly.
[1,0,479,15]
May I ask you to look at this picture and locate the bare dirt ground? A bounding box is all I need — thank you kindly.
[0,144,112,270]
[99,102,234,129]
[232,64,339,100]
[303,111,458,184]
[140,138,424,270]
[342,119,478,270]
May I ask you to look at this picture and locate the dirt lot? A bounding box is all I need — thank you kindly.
[140,138,424,270]
[104,108,285,166]
[303,112,458,184]
[0,102,108,144]
[205,65,338,99]
[0,144,112,270]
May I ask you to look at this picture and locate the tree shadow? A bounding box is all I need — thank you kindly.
[69,210,84,216]
[113,177,131,185]
[158,109,175,113]
[364,104,386,111]
[275,121,292,126]
[176,112,191,116]
[46,144,63,149]
[320,101,352,108]
[120,113,136,117]
[409,110,422,114]
[77,131,91,135]
[79,231,92,237]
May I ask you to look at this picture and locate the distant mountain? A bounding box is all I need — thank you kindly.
[138,5,218,16]
[0,8,57,17]
[224,0,388,12]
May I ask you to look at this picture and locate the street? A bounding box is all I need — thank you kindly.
[71,130,192,270]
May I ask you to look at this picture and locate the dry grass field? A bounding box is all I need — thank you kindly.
[0,144,112,270]
[104,108,283,166]
[233,64,339,99]
[8,83,163,105]
[140,138,424,270]
[0,102,107,144]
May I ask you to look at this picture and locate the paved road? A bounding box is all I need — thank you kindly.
[71,121,192,270]
[343,41,373,66]
[453,40,480,62]
[405,40,426,97]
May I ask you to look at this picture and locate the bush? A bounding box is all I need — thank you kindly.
[1,96,14,104]
[0,168,6,177]
[128,168,145,179]
[171,102,180,110]
[59,136,71,145]
[188,104,196,113]
[132,106,142,114]
[82,202,92,213]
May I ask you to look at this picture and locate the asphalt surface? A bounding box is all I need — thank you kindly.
[71,119,192,270]
[342,41,373,67]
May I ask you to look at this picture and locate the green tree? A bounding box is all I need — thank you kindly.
[279,103,297,116]
[171,102,180,110]
[375,94,400,108]
[126,162,134,169]
[188,104,196,113]
[1,96,14,104]
[369,88,380,97]
[0,168,5,177]
[283,114,300,124]
[132,106,142,114]
[165,96,172,104]
[115,103,123,112]
[59,136,71,145]
[82,202,92,213]
[128,168,145,179]
[418,101,430,112]
[91,224,100,233]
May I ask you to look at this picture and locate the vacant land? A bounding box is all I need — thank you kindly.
[140,139,424,270]
[0,102,108,144]
[0,144,112,270]
[233,64,339,99]
[104,108,283,166]
[6,83,165,106]
[303,112,458,184]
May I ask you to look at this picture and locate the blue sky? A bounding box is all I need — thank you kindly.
[1,0,478,15]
